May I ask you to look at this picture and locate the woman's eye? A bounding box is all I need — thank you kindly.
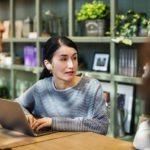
[73,56,77,61]
[60,57,67,61]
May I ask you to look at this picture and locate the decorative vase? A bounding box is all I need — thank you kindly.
[85,19,105,36]
[138,27,148,36]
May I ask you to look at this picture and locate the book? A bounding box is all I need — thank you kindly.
[118,48,138,77]
[117,84,134,134]
[24,45,37,67]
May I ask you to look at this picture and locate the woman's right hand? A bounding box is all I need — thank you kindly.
[26,114,37,126]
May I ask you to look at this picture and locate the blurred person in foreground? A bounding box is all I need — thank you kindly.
[133,41,150,150]
[0,21,5,52]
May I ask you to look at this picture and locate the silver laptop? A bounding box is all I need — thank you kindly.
[0,98,56,136]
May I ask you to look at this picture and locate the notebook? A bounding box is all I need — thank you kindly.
[0,98,56,136]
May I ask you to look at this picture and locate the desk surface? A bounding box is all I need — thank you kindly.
[13,132,134,150]
[0,128,134,150]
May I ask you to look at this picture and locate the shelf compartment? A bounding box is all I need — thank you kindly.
[0,64,12,70]
[71,36,111,43]
[12,64,39,74]
[78,70,112,81]
[12,38,37,43]
[114,75,142,85]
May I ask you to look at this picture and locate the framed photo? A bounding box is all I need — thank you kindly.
[117,84,134,134]
[92,53,109,72]
[101,81,111,103]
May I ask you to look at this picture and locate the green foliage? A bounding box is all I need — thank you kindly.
[76,0,110,21]
[115,10,148,37]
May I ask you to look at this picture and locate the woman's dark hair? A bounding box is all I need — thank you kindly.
[39,36,78,80]
[142,73,150,116]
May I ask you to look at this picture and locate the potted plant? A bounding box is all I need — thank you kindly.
[138,13,148,36]
[114,10,149,45]
[76,0,110,36]
[115,10,139,37]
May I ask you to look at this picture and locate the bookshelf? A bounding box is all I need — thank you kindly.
[0,0,149,139]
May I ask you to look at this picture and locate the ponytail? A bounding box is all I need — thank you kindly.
[39,68,52,80]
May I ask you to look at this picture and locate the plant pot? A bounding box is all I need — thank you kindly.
[85,19,105,36]
[77,20,86,36]
[138,27,148,36]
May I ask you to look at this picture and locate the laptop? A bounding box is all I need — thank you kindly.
[0,98,56,136]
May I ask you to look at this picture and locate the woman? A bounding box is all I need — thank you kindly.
[133,69,150,149]
[133,41,150,150]
[16,36,108,135]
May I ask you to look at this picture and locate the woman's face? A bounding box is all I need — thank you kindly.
[51,45,78,82]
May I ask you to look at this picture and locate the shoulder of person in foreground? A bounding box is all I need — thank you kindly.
[133,119,150,150]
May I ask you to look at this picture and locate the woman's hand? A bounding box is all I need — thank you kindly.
[26,114,37,126]
[31,117,52,131]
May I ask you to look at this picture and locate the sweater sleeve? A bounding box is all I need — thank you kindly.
[15,85,35,115]
[51,84,108,135]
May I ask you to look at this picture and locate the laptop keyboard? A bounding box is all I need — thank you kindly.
[34,127,53,134]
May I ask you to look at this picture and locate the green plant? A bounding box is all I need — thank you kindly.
[115,10,148,37]
[76,0,110,21]
[139,13,148,28]
[113,10,149,45]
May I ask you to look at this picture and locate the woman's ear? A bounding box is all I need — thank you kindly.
[44,60,52,70]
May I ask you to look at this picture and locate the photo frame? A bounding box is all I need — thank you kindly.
[117,84,134,134]
[101,81,111,104]
[92,53,109,72]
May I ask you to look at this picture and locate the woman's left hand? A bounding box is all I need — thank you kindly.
[31,117,52,131]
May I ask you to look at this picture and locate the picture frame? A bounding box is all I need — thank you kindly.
[117,84,134,134]
[92,53,109,72]
[101,81,111,104]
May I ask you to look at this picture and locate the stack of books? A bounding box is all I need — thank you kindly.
[118,48,137,77]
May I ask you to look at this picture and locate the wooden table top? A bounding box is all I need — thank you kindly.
[0,127,79,149]
[0,127,134,150]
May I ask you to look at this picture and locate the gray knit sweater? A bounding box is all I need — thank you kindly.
[16,75,108,135]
